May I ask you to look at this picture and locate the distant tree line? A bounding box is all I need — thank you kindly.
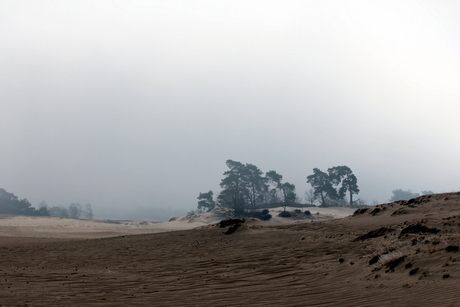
[389,189,434,202]
[197,160,360,217]
[0,188,93,219]
[0,188,49,216]
[45,202,94,220]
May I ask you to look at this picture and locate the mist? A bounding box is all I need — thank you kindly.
[1,1,460,219]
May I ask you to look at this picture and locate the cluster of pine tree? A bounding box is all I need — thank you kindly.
[197,160,360,217]
[197,160,299,217]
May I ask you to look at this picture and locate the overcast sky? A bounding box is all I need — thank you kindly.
[1,1,460,214]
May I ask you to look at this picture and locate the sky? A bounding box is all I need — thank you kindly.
[1,1,460,216]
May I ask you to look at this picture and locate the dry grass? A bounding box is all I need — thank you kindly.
[378,250,406,264]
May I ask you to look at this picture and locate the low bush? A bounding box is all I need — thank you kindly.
[247,210,272,221]
[304,210,311,216]
[278,211,292,218]
[259,213,272,221]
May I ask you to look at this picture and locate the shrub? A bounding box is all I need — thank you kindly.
[294,209,302,214]
[445,245,459,252]
[304,210,311,216]
[278,211,292,218]
[259,213,272,221]
[247,210,272,221]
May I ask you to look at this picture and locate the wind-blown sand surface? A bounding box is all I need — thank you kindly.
[0,215,208,239]
[1,195,460,306]
[0,206,354,239]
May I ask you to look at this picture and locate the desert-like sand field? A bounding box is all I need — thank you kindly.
[1,195,460,306]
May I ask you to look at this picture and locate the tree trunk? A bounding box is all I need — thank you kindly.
[282,188,287,211]
[320,192,326,207]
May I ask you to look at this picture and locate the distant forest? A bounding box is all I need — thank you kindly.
[0,188,93,219]
[0,188,48,216]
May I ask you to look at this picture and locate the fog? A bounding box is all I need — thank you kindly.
[1,1,460,218]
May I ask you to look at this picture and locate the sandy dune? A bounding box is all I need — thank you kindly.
[0,206,354,239]
[0,215,208,238]
[1,195,460,306]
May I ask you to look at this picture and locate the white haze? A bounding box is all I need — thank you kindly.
[1,1,460,217]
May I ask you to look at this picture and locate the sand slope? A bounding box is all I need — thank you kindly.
[0,215,213,238]
[1,194,460,306]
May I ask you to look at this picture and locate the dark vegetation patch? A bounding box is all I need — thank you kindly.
[391,208,408,216]
[353,208,368,215]
[369,255,380,265]
[400,223,440,236]
[369,207,385,216]
[445,245,459,252]
[247,210,272,221]
[219,218,245,228]
[400,195,431,206]
[224,223,241,235]
[304,210,311,216]
[409,268,419,275]
[404,198,416,206]
[385,256,406,271]
[219,218,246,235]
[354,227,389,242]
[278,211,292,218]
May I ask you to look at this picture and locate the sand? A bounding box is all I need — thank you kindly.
[0,215,209,239]
[0,206,354,239]
[1,196,459,306]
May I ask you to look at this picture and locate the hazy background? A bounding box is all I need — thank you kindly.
[1,1,460,218]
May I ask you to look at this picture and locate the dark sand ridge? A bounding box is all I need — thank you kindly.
[1,193,460,306]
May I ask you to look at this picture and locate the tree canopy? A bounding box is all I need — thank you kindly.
[197,191,216,213]
[198,160,298,217]
[329,166,360,206]
[266,170,297,211]
[307,166,359,206]
[306,168,336,206]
